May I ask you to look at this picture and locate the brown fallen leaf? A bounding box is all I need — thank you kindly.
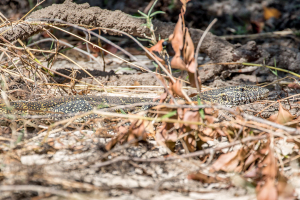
[183,110,200,130]
[287,82,300,90]
[268,101,295,126]
[145,39,165,63]
[277,173,295,200]
[263,6,281,20]
[183,28,196,73]
[170,55,186,71]
[256,178,278,200]
[188,71,201,88]
[169,14,184,56]
[187,172,218,183]
[180,0,191,14]
[211,149,245,172]
[170,79,185,99]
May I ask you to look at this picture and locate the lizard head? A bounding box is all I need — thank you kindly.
[201,85,269,106]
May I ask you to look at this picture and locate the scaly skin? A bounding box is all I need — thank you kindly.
[0,85,269,119]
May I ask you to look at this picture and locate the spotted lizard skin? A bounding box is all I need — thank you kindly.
[0,85,269,120]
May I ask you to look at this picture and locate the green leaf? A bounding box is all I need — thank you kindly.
[270,69,278,76]
[137,37,152,42]
[50,41,54,50]
[115,67,133,73]
[97,103,110,109]
[150,11,165,17]
[152,62,159,68]
[16,132,24,144]
[27,37,33,45]
[138,10,148,18]
[197,96,205,119]
[120,109,127,114]
[148,0,158,16]
[132,16,147,19]
[162,110,177,119]
[272,58,278,76]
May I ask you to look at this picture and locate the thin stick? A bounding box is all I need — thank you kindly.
[194,18,218,94]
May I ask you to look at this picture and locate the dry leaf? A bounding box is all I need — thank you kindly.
[145,39,165,63]
[170,79,185,99]
[183,110,200,130]
[257,178,278,200]
[180,0,191,14]
[277,173,295,200]
[169,14,184,56]
[183,29,196,73]
[156,122,179,143]
[263,6,281,20]
[211,150,240,172]
[287,82,300,89]
[188,72,201,88]
[261,148,277,179]
[133,81,141,86]
[170,55,186,70]
[268,102,295,125]
[183,134,196,152]
[187,172,216,183]
[251,20,265,33]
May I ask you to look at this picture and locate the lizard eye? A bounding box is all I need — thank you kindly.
[240,87,244,92]
[222,95,227,101]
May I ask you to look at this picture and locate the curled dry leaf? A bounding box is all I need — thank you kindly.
[183,110,200,130]
[105,116,153,150]
[170,55,186,71]
[183,29,196,73]
[277,173,295,200]
[187,172,217,183]
[170,79,185,99]
[177,107,184,120]
[255,146,281,200]
[106,126,129,150]
[204,115,216,124]
[197,132,214,142]
[211,149,245,173]
[244,166,259,179]
[155,122,179,151]
[244,153,260,170]
[156,122,179,143]
[183,134,197,152]
[202,127,214,137]
[268,102,295,125]
[155,92,168,104]
[215,127,227,137]
[127,121,149,143]
[204,107,218,117]
[188,72,202,89]
[260,148,277,179]
[145,39,165,63]
[287,82,300,89]
[256,178,278,200]
[169,14,184,56]
[180,0,191,14]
